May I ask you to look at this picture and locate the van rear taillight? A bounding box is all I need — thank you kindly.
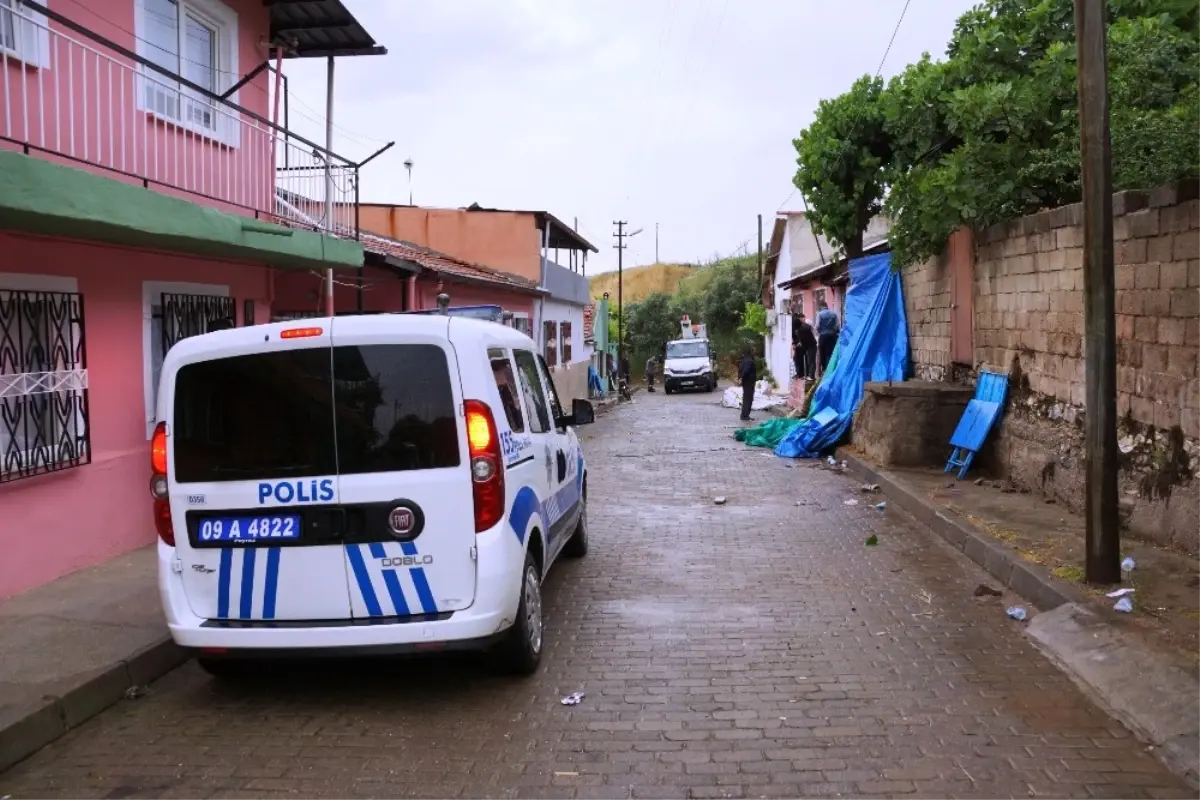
[149,422,175,546]
[464,400,504,532]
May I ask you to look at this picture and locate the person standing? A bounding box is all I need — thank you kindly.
[815,299,840,374]
[737,346,757,421]
[644,355,658,392]
[792,312,817,381]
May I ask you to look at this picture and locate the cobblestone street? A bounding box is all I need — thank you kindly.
[0,389,1190,799]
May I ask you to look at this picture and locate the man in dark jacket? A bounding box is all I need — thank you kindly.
[792,312,817,380]
[737,346,756,421]
[815,299,840,374]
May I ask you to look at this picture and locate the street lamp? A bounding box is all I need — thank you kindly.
[403,158,414,205]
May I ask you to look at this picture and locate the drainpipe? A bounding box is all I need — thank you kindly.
[407,274,418,311]
[538,222,550,351]
[323,55,335,317]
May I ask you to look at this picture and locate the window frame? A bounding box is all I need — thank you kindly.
[543,320,558,367]
[560,321,573,364]
[488,347,525,434]
[142,280,229,440]
[134,0,241,147]
[0,272,90,482]
[537,354,566,431]
[513,349,551,434]
[0,0,51,69]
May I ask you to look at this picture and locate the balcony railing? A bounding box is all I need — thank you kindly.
[0,1,358,237]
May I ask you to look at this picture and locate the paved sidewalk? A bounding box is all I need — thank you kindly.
[0,546,183,773]
[2,388,1190,799]
[837,450,1200,788]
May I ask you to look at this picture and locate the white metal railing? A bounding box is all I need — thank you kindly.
[0,1,357,236]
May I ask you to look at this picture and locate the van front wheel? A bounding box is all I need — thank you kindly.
[496,554,543,676]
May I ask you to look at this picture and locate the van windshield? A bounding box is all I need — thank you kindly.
[171,344,460,483]
[666,341,708,360]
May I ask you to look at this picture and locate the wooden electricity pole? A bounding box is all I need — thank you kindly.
[1075,0,1120,584]
[613,221,628,377]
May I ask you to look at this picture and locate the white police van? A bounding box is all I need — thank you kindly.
[151,312,594,676]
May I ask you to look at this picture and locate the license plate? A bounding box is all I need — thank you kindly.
[196,515,301,543]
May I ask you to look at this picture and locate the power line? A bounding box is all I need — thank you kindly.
[774,0,915,221]
[874,0,913,78]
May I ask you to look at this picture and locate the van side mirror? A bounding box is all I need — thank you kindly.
[556,398,595,428]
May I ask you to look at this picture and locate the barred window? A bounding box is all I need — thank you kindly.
[149,291,235,419]
[0,289,91,482]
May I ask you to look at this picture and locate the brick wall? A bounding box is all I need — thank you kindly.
[973,181,1199,438]
[903,250,953,381]
[893,179,1199,553]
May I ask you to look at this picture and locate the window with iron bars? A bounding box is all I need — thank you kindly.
[149,292,235,420]
[0,290,91,483]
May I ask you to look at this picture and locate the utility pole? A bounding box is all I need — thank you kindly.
[613,221,627,377]
[323,55,335,317]
[757,214,764,280]
[1075,0,1120,584]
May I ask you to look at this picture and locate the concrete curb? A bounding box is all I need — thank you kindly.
[836,450,1200,789]
[0,636,186,774]
[836,450,1086,610]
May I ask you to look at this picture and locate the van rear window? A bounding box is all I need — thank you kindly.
[172,344,459,483]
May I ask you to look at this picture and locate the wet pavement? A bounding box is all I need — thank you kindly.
[0,389,1191,799]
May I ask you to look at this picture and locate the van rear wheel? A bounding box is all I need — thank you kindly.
[495,553,543,676]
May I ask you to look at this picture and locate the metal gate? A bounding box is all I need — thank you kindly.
[159,293,236,353]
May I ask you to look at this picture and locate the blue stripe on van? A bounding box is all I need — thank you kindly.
[262,547,281,620]
[239,548,256,619]
[509,486,540,544]
[399,541,437,614]
[346,544,382,617]
[216,549,233,619]
[369,543,411,617]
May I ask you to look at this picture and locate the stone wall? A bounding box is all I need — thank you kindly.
[900,179,1200,553]
[903,250,954,381]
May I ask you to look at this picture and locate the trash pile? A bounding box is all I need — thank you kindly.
[722,379,788,412]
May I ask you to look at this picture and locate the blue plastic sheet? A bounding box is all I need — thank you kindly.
[775,252,909,458]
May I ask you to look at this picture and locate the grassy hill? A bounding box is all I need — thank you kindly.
[588,263,699,302]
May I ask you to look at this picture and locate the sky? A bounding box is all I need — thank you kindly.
[281,0,979,275]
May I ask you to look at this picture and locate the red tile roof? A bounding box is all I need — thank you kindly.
[361,233,542,296]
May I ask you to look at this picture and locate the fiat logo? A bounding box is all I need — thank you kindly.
[388,506,414,537]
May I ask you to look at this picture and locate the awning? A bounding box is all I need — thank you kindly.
[266,0,387,58]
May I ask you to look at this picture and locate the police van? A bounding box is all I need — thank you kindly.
[151,312,594,676]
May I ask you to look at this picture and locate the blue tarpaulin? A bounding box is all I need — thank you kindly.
[775,252,909,458]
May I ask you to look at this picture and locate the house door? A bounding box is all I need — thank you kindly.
[947,227,975,366]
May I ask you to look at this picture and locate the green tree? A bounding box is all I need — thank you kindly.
[795,0,1200,268]
[791,75,891,258]
[623,293,680,366]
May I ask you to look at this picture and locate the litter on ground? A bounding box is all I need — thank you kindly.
[843,499,859,506]
[713,496,727,505]
[865,534,878,547]
[1121,557,1136,573]
[1106,588,1135,598]
[1006,606,1028,621]
[560,692,585,706]
[874,501,887,511]
[1113,597,1134,613]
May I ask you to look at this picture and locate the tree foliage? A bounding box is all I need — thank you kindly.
[792,0,1200,268]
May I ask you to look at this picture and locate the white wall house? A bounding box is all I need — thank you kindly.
[537,257,593,402]
[762,217,793,389]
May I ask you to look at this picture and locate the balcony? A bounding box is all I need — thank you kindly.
[0,0,362,238]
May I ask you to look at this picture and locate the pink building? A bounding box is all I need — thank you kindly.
[0,0,385,598]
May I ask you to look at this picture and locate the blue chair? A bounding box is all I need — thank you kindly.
[945,371,1009,479]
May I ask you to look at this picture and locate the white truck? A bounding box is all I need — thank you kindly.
[663,320,717,393]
